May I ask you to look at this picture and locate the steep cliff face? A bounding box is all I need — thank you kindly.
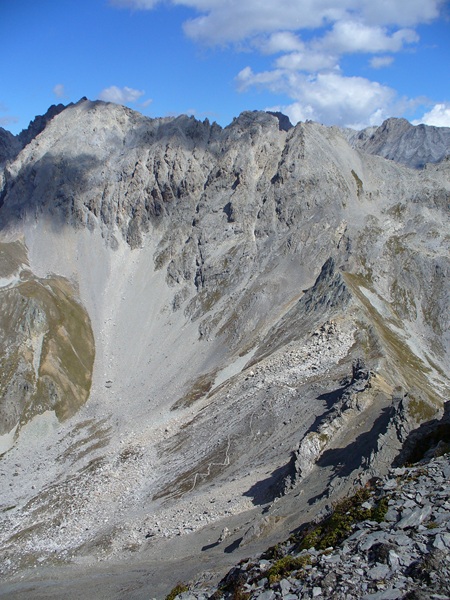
[0,104,69,169]
[0,100,448,596]
[0,128,21,166]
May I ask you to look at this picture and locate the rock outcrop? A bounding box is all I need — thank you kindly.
[171,444,450,599]
[0,127,20,166]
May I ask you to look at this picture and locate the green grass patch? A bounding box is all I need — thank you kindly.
[15,276,95,423]
[0,270,95,435]
[266,554,312,584]
[297,487,388,552]
[261,543,285,561]
[0,240,29,277]
[165,583,189,600]
[408,397,436,422]
[344,272,442,409]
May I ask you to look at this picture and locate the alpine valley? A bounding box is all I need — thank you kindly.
[0,99,448,599]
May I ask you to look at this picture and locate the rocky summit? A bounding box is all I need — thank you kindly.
[0,99,449,599]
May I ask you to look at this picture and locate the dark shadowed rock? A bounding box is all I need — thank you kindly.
[266,111,293,131]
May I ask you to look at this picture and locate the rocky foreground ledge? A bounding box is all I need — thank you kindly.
[167,450,450,600]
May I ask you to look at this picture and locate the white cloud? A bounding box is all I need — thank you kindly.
[359,0,441,27]
[370,56,394,69]
[236,66,285,93]
[53,83,66,98]
[240,70,396,128]
[257,32,305,55]
[110,0,446,128]
[255,19,416,76]
[268,102,317,124]
[275,51,338,72]
[98,85,146,104]
[111,0,443,44]
[413,103,450,127]
[181,1,332,45]
[323,21,418,54]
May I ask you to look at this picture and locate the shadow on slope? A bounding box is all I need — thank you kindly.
[243,463,293,506]
[316,405,395,479]
[0,152,103,230]
[393,401,450,466]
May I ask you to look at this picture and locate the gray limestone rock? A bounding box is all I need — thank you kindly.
[0,127,20,166]
[0,100,449,599]
[176,453,450,600]
[397,506,432,529]
[349,117,450,168]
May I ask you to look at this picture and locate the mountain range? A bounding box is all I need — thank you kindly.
[0,99,448,599]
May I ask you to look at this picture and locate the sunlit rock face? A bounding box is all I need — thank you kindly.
[0,100,448,597]
[345,117,450,168]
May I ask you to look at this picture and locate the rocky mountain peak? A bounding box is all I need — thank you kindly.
[350,116,450,168]
[0,127,20,165]
[17,102,68,148]
[266,111,293,131]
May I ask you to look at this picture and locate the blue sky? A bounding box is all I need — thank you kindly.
[1,0,449,134]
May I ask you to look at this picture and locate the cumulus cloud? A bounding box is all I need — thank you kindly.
[359,0,440,27]
[110,0,445,127]
[53,84,66,98]
[227,1,441,127]
[111,0,442,44]
[236,66,286,93]
[98,85,146,104]
[275,51,338,72]
[322,21,418,54]
[257,32,305,55]
[254,19,417,75]
[413,103,450,127]
[241,70,396,128]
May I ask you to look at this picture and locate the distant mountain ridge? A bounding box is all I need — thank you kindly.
[1,99,450,170]
[347,117,450,168]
